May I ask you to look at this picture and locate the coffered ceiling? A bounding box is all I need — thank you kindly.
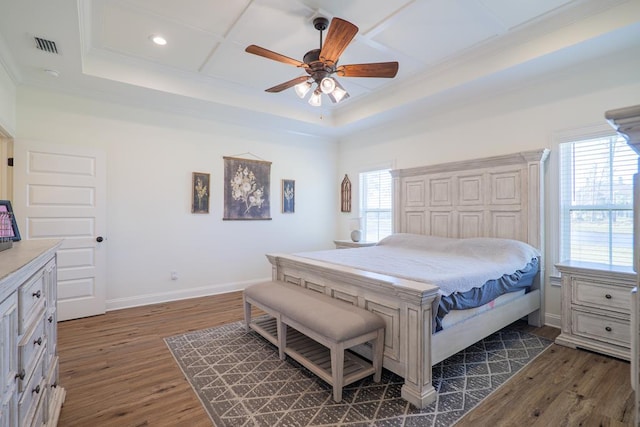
[0,0,639,137]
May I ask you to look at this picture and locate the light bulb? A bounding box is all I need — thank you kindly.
[320,77,336,94]
[150,35,167,46]
[308,89,322,107]
[294,81,311,98]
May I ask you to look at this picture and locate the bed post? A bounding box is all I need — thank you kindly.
[524,149,549,327]
[399,298,438,408]
[392,170,402,234]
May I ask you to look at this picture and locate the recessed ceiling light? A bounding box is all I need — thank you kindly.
[150,35,167,46]
[44,69,59,77]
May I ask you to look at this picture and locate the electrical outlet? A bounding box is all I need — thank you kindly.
[171,271,178,280]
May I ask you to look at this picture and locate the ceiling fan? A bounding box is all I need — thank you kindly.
[245,16,399,106]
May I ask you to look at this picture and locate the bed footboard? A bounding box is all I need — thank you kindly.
[267,253,441,408]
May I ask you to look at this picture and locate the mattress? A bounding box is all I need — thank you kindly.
[294,233,540,332]
[439,289,527,330]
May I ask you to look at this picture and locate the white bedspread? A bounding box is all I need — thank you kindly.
[295,233,540,296]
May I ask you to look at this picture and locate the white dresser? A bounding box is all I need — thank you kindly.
[0,240,65,427]
[555,262,636,360]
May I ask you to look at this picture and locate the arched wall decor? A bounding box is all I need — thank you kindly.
[341,174,351,212]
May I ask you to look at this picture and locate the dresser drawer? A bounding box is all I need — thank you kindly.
[571,310,630,347]
[18,271,46,334]
[45,308,57,360]
[18,317,46,393]
[18,351,45,427]
[571,278,631,314]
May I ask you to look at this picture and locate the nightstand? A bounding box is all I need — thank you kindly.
[333,240,377,249]
[555,261,636,360]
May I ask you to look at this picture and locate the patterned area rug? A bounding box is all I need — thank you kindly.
[165,320,551,427]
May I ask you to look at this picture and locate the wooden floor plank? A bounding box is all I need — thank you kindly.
[57,291,634,426]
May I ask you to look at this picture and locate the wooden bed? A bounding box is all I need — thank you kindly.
[266,149,549,408]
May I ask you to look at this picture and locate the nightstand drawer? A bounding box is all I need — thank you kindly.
[571,310,630,347]
[571,278,631,314]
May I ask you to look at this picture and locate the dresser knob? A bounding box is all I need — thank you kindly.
[32,385,40,394]
[34,337,43,346]
[605,294,612,299]
[15,369,25,381]
[51,382,58,388]
[605,326,612,332]
[48,315,54,323]
[32,290,41,298]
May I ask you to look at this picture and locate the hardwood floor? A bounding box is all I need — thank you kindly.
[57,291,634,426]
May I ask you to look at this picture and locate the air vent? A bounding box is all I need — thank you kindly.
[34,37,59,54]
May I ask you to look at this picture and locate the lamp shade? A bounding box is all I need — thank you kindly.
[320,77,336,94]
[308,89,322,106]
[294,81,312,98]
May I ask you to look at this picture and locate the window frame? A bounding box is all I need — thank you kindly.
[551,124,636,277]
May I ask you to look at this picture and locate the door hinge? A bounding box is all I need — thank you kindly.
[7,157,13,167]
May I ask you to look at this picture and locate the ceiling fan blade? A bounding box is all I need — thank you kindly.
[336,62,399,78]
[319,18,358,65]
[245,45,307,68]
[265,76,310,93]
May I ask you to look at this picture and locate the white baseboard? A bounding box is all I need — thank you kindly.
[544,312,561,329]
[105,277,271,312]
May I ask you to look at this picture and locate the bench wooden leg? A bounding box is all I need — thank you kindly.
[277,318,287,361]
[372,328,384,382]
[330,343,345,402]
[243,296,251,332]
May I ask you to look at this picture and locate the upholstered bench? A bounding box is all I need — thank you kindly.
[243,280,385,402]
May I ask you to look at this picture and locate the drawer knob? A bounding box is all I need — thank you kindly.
[48,315,54,323]
[32,290,41,298]
[605,326,612,332]
[32,385,40,394]
[15,369,25,381]
[34,337,43,346]
[51,382,58,388]
[605,294,612,299]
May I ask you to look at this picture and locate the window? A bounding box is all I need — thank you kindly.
[359,169,392,242]
[559,134,637,267]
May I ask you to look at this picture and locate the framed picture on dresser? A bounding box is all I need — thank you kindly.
[0,200,21,241]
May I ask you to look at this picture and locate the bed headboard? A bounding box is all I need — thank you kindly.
[390,149,549,251]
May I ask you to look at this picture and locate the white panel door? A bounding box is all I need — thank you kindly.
[13,140,106,321]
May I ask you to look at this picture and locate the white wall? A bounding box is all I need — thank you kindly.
[337,50,640,326]
[15,87,337,310]
[0,59,16,137]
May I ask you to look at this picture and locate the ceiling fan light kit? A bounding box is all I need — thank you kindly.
[245,16,398,107]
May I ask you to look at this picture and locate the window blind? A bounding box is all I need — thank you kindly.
[359,169,392,242]
[559,134,638,267]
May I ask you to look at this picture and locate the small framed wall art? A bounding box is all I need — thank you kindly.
[191,172,210,214]
[282,179,295,213]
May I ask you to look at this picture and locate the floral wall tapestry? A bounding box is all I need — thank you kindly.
[223,156,272,220]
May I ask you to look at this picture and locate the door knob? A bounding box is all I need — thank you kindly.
[96,236,104,243]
